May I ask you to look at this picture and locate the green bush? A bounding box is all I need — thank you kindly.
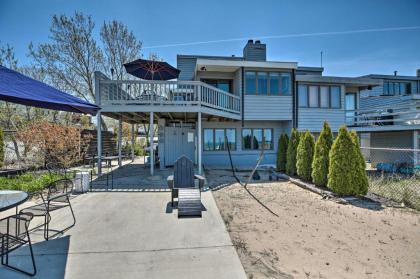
[296,130,315,181]
[327,126,360,195]
[0,128,4,168]
[122,142,144,156]
[350,131,369,195]
[0,172,68,193]
[286,129,300,176]
[276,134,289,172]
[311,122,333,187]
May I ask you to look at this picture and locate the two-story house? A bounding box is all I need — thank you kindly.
[94,40,383,175]
[355,72,420,165]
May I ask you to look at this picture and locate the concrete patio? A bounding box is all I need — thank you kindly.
[0,189,246,278]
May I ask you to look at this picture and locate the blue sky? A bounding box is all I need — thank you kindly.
[1,0,419,76]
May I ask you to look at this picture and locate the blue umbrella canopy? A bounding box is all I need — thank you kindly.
[0,65,100,115]
[124,59,180,80]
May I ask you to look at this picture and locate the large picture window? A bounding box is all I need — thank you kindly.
[383,81,412,95]
[298,84,341,109]
[308,86,319,108]
[203,128,236,151]
[245,71,291,95]
[242,128,273,150]
[245,72,256,94]
[298,85,308,107]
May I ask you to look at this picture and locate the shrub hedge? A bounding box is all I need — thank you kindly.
[276,134,288,172]
[296,130,315,181]
[327,126,360,195]
[311,122,333,187]
[286,128,300,176]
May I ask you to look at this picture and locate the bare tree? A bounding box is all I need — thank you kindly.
[0,43,22,160]
[100,20,142,80]
[28,12,103,102]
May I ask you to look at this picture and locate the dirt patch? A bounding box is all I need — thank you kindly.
[210,170,420,279]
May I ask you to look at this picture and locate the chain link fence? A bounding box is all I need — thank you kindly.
[360,146,420,210]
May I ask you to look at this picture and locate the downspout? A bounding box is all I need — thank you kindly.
[241,66,245,127]
[292,69,297,129]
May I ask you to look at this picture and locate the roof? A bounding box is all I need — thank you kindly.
[296,74,381,88]
[359,74,420,81]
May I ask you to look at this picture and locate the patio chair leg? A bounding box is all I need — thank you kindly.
[43,199,76,241]
[2,232,37,276]
[44,213,51,241]
[67,196,76,227]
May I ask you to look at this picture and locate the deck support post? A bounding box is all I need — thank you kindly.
[97,112,102,175]
[131,124,135,162]
[414,130,419,166]
[198,112,202,175]
[150,112,154,176]
[118,118,122,167]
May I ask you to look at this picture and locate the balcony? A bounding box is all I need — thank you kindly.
[346,101,420,131]
[96,78,241,119]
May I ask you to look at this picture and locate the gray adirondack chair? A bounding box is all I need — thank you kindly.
[167,156,204,217]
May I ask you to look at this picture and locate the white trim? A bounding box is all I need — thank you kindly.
[196,58,298,71]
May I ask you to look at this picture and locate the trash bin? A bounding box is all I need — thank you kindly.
[74,171,90,193]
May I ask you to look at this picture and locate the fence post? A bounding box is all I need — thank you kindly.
[414,130,419,166]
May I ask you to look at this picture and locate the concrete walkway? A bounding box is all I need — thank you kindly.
[0,191,246,279]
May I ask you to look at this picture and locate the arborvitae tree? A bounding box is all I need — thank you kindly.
[350,130,369,195]
[0,129,3,168]
[311,121,333,187]
[286,129,300,176]
[276,134,289,172]
[327,126,359,195]
[296,130,315,181]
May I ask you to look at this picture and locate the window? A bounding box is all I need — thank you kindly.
[383,81,412,96]
[226,129,236,151]
[245,72,256,94]
[309,86,319,108]
[269,73,279,95]
[242,129,253,150]
[298,85,308,107]
[320,86,329,108]
[299,84,341,108]
[214,129,225,150]
[242,128,273,150]
[203,128,236,151]
[245,71,291,95]
[330,86,341,108]
[204,129,214,151]
[202,79,232,93]
[257,72,268,95]
[281,73,291,94]
[263,129,273,149]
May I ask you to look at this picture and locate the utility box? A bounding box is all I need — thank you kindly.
[74,171,90,193]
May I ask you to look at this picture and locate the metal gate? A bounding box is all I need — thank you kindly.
[164,126,195,166]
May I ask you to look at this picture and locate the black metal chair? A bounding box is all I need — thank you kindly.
[0,213,37,276]
[20,179,76,240]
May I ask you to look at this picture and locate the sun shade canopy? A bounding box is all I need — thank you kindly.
[124,59,180,80]
[0,65,100,115]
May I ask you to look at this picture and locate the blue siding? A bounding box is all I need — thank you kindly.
[201,120,292,168]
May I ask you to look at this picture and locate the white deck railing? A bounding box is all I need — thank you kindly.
[345,101,420,127]
[98,79,241,115]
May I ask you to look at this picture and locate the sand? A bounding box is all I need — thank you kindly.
[210,171,420,279]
